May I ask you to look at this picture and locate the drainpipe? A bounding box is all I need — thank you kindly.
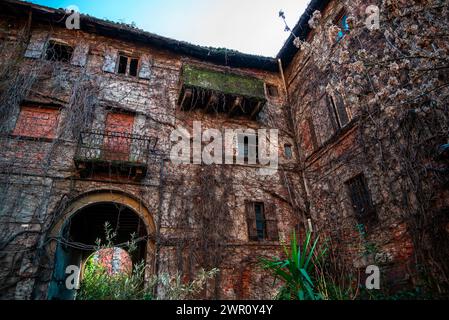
[277,58,313,232]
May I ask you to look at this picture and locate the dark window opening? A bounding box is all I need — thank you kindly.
[238,134,258,164]
[246,201,278,242]
[129,58,139,77]
[335,9,350,41]
[117,55,139,76]
[254,203,266,240]
[45,41,73,63]
[330,93,350,128]
[284,144,293,159]
[117,55,128,74]
[346,174,376,224]
[266,84,279,97]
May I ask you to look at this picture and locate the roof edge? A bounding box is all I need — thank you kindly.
[2,0,279,72]
[276,0,331,69]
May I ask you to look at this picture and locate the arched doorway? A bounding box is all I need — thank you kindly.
[46,191,155,300]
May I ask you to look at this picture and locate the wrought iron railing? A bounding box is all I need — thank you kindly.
[75,130,158,165]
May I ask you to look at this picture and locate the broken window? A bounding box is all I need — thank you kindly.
[45,41,73,63]
[117,54,140,76]
[266,84,279,97]
[284,144,293,159]
[329,93,350,128]
[245,201,279,242]
[346,174,377,224]
[12,106,60,139]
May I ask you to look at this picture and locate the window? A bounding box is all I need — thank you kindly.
[266,84,279,98]
[254,203,266,240]
[12,106,60,139]
[45,41,73,63]
[335,10,350,41]
[117,54,139,76]
[284,144,293,159]
[329,93,350,128]
[237,133,258,164]
[346,174,376,224]
[245,201,279,242]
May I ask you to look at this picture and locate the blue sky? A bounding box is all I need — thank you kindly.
[26,0,309,57]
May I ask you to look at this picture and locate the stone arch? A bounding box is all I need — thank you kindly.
[45,190,156,300]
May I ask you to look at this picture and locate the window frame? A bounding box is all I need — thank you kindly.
[284,144,293,159]
[45,40,74,63]
[345,174,377,224]
[237,133,258,164]
[329,92,351,129]
[265,83,280,98]
[116,53,140,77]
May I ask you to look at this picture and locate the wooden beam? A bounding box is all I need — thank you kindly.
[250,101,264,119]
[228,96,243,116]
[179,88,192,110]
[205,93,219,112]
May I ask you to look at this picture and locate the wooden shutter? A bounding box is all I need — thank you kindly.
[24,32,48,59]
[102,47,118,73]
[138,54,152,79]
[245,201,258,241]
[71,43,89,67]
[331,93,350,128]
[265,202,279,241]
[324,94,338,131]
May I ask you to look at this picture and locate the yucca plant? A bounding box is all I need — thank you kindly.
[261,230,327,300]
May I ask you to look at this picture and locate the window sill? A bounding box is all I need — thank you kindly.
[8,134,55,143]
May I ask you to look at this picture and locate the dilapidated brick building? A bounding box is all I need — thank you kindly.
[0,0,448,300]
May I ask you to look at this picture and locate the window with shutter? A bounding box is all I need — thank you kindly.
[330,93,350,128]
[264,202,279,241]
[245,201,258,241]
[346,174,377,224]
[245,201,278,242]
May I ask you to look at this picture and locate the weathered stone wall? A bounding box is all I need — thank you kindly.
[0,12,295,300]
[283,0,449,293]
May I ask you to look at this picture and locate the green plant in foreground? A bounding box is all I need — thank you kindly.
[261,230,327,300]
[77,222,219,300]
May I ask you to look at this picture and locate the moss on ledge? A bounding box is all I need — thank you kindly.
[181,64,266,100]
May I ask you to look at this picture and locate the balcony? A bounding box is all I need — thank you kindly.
[178,64,266,119]
[74,130,158,179]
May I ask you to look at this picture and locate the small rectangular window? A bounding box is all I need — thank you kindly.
[330,93,350,128]
[334,9,350,41]
[117,54,139,76]
[237,133,258,164]
[129,58,139,77]
[346,174,376,224]
[266,84,279,97]
[45,41,73,63]
[117,55,128,74]
[284,144,293,159]
[254,203,266,240]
